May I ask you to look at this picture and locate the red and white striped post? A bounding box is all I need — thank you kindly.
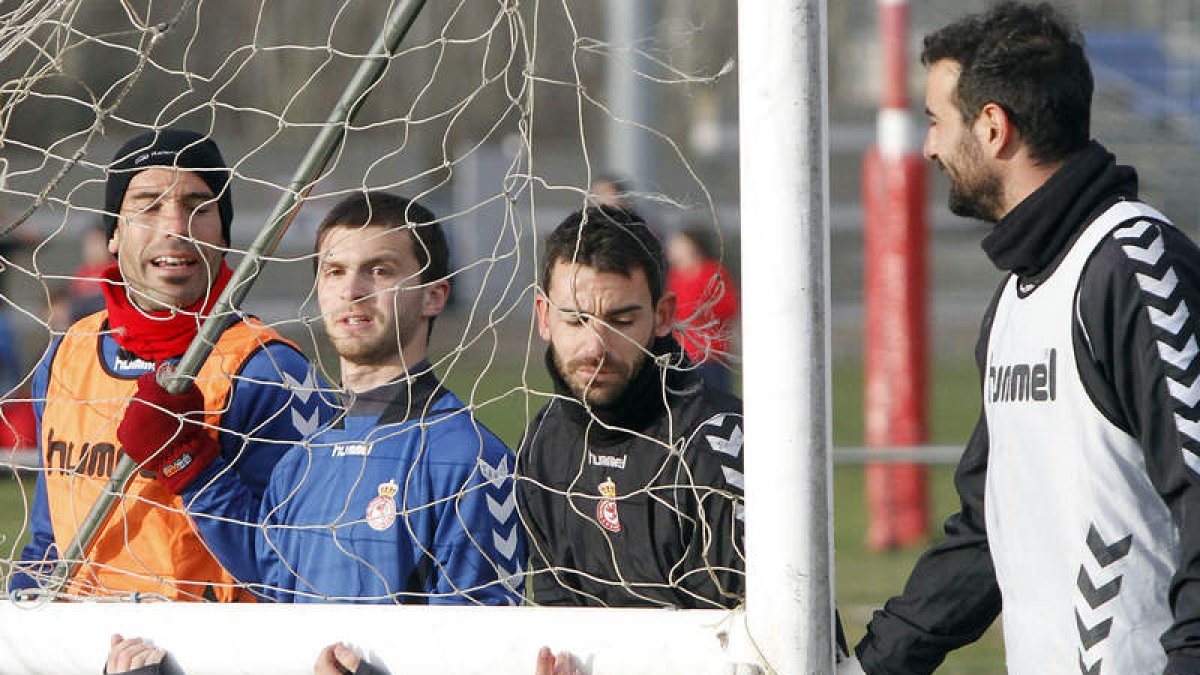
[862,0,930,550]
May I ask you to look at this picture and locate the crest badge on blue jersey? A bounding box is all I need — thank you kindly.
[366,479,399,531]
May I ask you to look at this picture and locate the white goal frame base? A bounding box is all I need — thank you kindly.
[0,601,766,674]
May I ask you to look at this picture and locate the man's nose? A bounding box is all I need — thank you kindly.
[344,270,372,302]
[579,320,610,359]
[155,201,193,237]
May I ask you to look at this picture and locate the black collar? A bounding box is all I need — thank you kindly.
[545,335,702,445]
[981,141,1138,279]
[336,361,447,426]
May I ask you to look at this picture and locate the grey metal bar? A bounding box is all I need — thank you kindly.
[833,445,963,465]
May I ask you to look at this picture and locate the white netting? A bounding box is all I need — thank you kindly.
[0,0,744,641]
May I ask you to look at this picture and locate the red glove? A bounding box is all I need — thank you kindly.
[117,370,219,494]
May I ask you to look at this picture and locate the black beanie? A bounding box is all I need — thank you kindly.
[103,128,234,244]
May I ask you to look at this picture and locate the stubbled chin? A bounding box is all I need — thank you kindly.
[148,265,207,289]
[331,332,367,344]
[571,379,618,405]
[132,290,203,312]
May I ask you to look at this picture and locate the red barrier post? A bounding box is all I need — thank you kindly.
[862,0,930,550]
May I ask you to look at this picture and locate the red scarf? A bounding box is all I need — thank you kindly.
[100,261,234,360]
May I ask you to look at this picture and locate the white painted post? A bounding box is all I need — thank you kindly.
[738,0,834,673]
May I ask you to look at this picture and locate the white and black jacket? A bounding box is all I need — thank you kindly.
[856,141,1200,675]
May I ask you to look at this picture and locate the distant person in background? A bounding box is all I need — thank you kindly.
[0,220,42,448]
[69,220,115,320]
[0,303,20,396]
[588,173,633,211]
[45,282,73,334]
[666,226,738,391]
[0,219,41,394]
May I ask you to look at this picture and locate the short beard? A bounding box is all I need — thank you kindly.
[947,170,1004,223]
[550,345,645,408]
[943,130,1004,223]
[328,314,420,369]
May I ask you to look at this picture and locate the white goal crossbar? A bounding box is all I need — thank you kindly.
[0,603,758,675]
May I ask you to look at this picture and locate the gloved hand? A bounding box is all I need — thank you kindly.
[117,370,218,494]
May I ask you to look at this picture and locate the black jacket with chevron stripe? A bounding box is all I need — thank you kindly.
[515,336,746,609]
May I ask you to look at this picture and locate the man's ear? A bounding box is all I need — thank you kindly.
[108,224,121,256]
[654,291,677,338]
[421,279,450,319]
[535,290,552,342]
[975,102,1015,158]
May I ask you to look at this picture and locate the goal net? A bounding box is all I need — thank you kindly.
[0,1,811,673]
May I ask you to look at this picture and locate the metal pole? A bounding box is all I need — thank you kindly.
[605,0,656,193]
[45,0,429,596]
[738,0,833,672]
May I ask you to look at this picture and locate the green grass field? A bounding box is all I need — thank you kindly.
[832,360,1004,673]
[0,355,1006,672]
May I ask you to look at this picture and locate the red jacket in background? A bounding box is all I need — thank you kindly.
[668,260,738,365]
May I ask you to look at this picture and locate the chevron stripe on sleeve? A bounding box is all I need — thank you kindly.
[1114,220,1200,474]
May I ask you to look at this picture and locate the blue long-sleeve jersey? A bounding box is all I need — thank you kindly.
[185,364,524,605]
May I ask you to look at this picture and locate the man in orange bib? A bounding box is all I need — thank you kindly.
[12,129,331,601]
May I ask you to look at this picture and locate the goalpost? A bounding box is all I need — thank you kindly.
[0,1,832,673]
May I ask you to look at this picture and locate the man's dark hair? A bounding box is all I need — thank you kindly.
[541,206,666,305]
[315,191,449,286]
[921,1,1091,164]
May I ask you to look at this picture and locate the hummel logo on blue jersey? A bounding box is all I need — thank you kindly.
[332,442,371,457]
[988,348,1057,403]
